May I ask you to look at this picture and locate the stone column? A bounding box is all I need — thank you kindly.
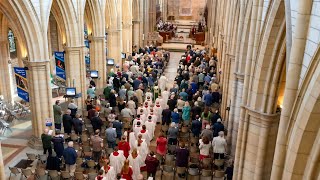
[162,0,168,21]
[148,0,156,32]
[90,36,107,89]
[122,23,133,53]
[64,46,87,109]
[234,0,260,178]
[271,0,313,179]
[123,0,133,54]
[241,107,280,180]
[0,40,13,102]
[0,142,5,180]
[133,20,142,47]
[27,60,54,149]
[107,28,122,67]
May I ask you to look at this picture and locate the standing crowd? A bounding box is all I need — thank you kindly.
[43,44,233,180]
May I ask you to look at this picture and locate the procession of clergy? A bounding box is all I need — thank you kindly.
[48,44,228,180]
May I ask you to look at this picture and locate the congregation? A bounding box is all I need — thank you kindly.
[42,44,233,180]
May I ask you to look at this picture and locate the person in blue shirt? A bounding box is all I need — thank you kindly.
[204,74,211,84]
[113,118,123,140]
[190,81,198,94]
[133,78,141,90]
[63,141,77,174]
[171,108,180,124]
[204,92,213,107]
[179,88,188,101]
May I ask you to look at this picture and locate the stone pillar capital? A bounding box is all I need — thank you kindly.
[107,29,122,33]
[64,46,86,52]
[25,60,50,67]
[122,23,133,28]
[91,36,106,41]
[243,105,280,126]
[234,72,244,81]
[132,20,141,23]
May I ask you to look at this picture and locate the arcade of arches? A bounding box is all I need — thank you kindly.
[0,0,319,179]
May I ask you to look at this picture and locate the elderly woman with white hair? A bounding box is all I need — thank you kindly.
[212,131,227,160]
[167,122,179,145]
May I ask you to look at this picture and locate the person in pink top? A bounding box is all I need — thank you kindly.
[156,132,167,156]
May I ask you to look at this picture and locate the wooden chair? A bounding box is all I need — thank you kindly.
[202,158,212,169]
[161,165,174,180]
[165,154,175,166]
[26,153,37,161]
[9,167,20,179]
[168,144,177,154]
[87,172,98,180]
[48,170,60,180]
[35,168,47,180]
[200,169,212,180]
[74,171,85,180]
[82,145,93,158]
[60,171,71,179]
[87,160,96,169]
[21,168,34,179]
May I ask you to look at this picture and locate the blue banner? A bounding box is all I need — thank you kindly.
[13,67,29,102]
[55,52,66,80]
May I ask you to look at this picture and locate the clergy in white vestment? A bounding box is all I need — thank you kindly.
[135,134,149,167]
[147,110,158,124]
[161,89,170,107]
[153,101,163,122]
[158,74,168,91]
[109,147,126,174]
[128,149,144,180]
[133,115,145,126]
[144,96,153,106]
[124,130,137,151]
[138,125,151,145]
[133,122,143,138]
[137,107,144,116]
[145,90,153,101]
[100,159,117,179]
[142,102,150,116]
[145,116,156,140]
[155,96,164,108]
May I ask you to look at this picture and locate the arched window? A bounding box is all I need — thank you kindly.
[8,29,16,53]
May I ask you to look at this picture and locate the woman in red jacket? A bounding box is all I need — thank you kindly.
[121,159,133,180]
[156,132,167,156]
[118,136,130,158]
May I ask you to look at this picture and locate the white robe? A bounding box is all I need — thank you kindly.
[145,120,156,140]
[139,130,151,145]
[128,155,143,180]
[135,140,149,166]
[144,99,153,106]
[155,98,163,108]
[109,151,126,174]
[145,92,153,101]
[101,166,116,180]
[153,105,163,122]
[161,91,170,107]
[133,125,142,138]
[124,131,137,150]
[147,114,158,124]
[158,76,168,91]
[142,106,150,116]
[133,118,145,126]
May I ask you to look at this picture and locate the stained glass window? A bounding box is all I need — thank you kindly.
[8,29,16,53]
